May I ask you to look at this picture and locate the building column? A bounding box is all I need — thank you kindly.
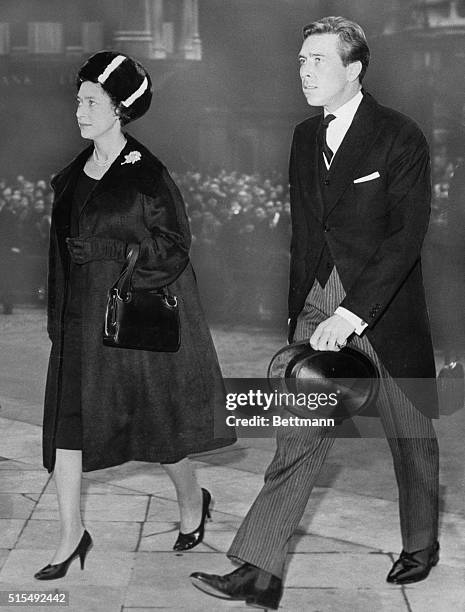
[150,0,166,59]
[113,0,152,57]
[0,23,10,55]
[180,0,202,60]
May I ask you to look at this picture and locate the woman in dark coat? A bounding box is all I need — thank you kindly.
[36,51,235,580]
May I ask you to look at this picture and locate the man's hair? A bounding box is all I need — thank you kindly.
[303,16,370,82]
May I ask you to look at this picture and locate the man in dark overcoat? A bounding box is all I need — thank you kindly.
[191,16,439,609]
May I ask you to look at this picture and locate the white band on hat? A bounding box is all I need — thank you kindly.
[97,55,126,84]
[121,76,149,107]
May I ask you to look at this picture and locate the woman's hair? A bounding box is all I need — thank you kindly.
[303,16,370,82]
[76,51,153,125]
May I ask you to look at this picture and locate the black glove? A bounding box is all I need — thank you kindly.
[66,236,127,264]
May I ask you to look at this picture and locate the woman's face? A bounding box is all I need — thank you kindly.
[76,81,121,141]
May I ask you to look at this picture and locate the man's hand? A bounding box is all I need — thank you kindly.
[309,314,355,352]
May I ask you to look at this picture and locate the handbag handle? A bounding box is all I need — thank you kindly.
[113,244,140,301]
[111,243,173,302]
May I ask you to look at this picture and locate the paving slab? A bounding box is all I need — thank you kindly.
[436,511,465,567]
[0,494,37,519]
[0,583,125,612]
[300,488,402,553]
[1,315,464,611]
[183,465,264,517]
[403,564,465,611]
[0,549,135,587]
[44,477,145,496]
[58,586,126,612]
[143,466,265,520]
[16,519,141,552]
[288,533,377,554]
[0,398,44,429]
[123,602,247,611]
[126,551,247,609]
[279,587,408,611]
[198,446,276,475]
[0,518,27,548]
[0,550,9,572]
[30,493,149,522]
[86,460,167,484]
[316,461,400,502]
[98,470,182,496]
[140,520,235,553]
[0,459,43,471]
[145,496,183,523]
[0,469,49,493]
[284,552,393,588]
[139,521,179,552]
[0,417,42,464]
[211,324,284,378]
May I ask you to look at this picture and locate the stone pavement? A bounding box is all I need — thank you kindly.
[0,308,464,611]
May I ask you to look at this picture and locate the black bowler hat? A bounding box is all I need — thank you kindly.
[77,51,153,125]
[267,341,380,420]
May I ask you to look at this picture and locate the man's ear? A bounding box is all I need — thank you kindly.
[347,60,362,83]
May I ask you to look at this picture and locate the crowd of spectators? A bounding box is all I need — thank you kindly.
[430,151,464,226]
[0,169,291,322]
[172,169,291,322]
[425,153,465,360]
[0,157,463,345]
[0,175,52,313]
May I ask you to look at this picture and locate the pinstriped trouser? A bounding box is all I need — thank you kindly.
[227,269,439,579]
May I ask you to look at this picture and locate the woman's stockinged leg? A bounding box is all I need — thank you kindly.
[162,458,203,532]
[51,448,85,564]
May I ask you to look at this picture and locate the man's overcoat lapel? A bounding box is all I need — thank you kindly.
[298,119,325,222]
[323,94,380,218]
[301,93,382,222]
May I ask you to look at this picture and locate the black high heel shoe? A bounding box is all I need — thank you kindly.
[173,488,212,551]
[34,530,93,580]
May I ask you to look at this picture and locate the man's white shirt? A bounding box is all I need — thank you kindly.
[321,89,368,335]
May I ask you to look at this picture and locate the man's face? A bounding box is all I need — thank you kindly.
[299,33,359,112]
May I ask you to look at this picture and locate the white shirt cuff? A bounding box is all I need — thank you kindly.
[335,307,368,335]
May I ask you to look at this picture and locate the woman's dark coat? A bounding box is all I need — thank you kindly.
[43,134,235,472]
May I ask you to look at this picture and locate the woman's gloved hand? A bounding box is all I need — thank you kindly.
[66,236,127,264]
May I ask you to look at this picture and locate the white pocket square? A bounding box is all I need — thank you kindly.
[353,171,380,184]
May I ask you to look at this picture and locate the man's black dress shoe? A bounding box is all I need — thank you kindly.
[387,541,439,585]
[190,562,283,609]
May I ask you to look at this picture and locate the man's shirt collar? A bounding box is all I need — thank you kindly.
[324,90,363,123]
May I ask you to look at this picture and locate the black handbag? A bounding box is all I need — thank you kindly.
[103,244,180,352]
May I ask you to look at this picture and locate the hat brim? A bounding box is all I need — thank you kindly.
[267,341,380,419]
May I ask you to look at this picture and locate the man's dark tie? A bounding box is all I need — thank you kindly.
[320,114,336,165]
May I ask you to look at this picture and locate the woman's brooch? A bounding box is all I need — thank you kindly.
[121,150,141,165]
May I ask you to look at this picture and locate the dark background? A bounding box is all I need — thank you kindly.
[0,0,463,178]
[0,0,464,357]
